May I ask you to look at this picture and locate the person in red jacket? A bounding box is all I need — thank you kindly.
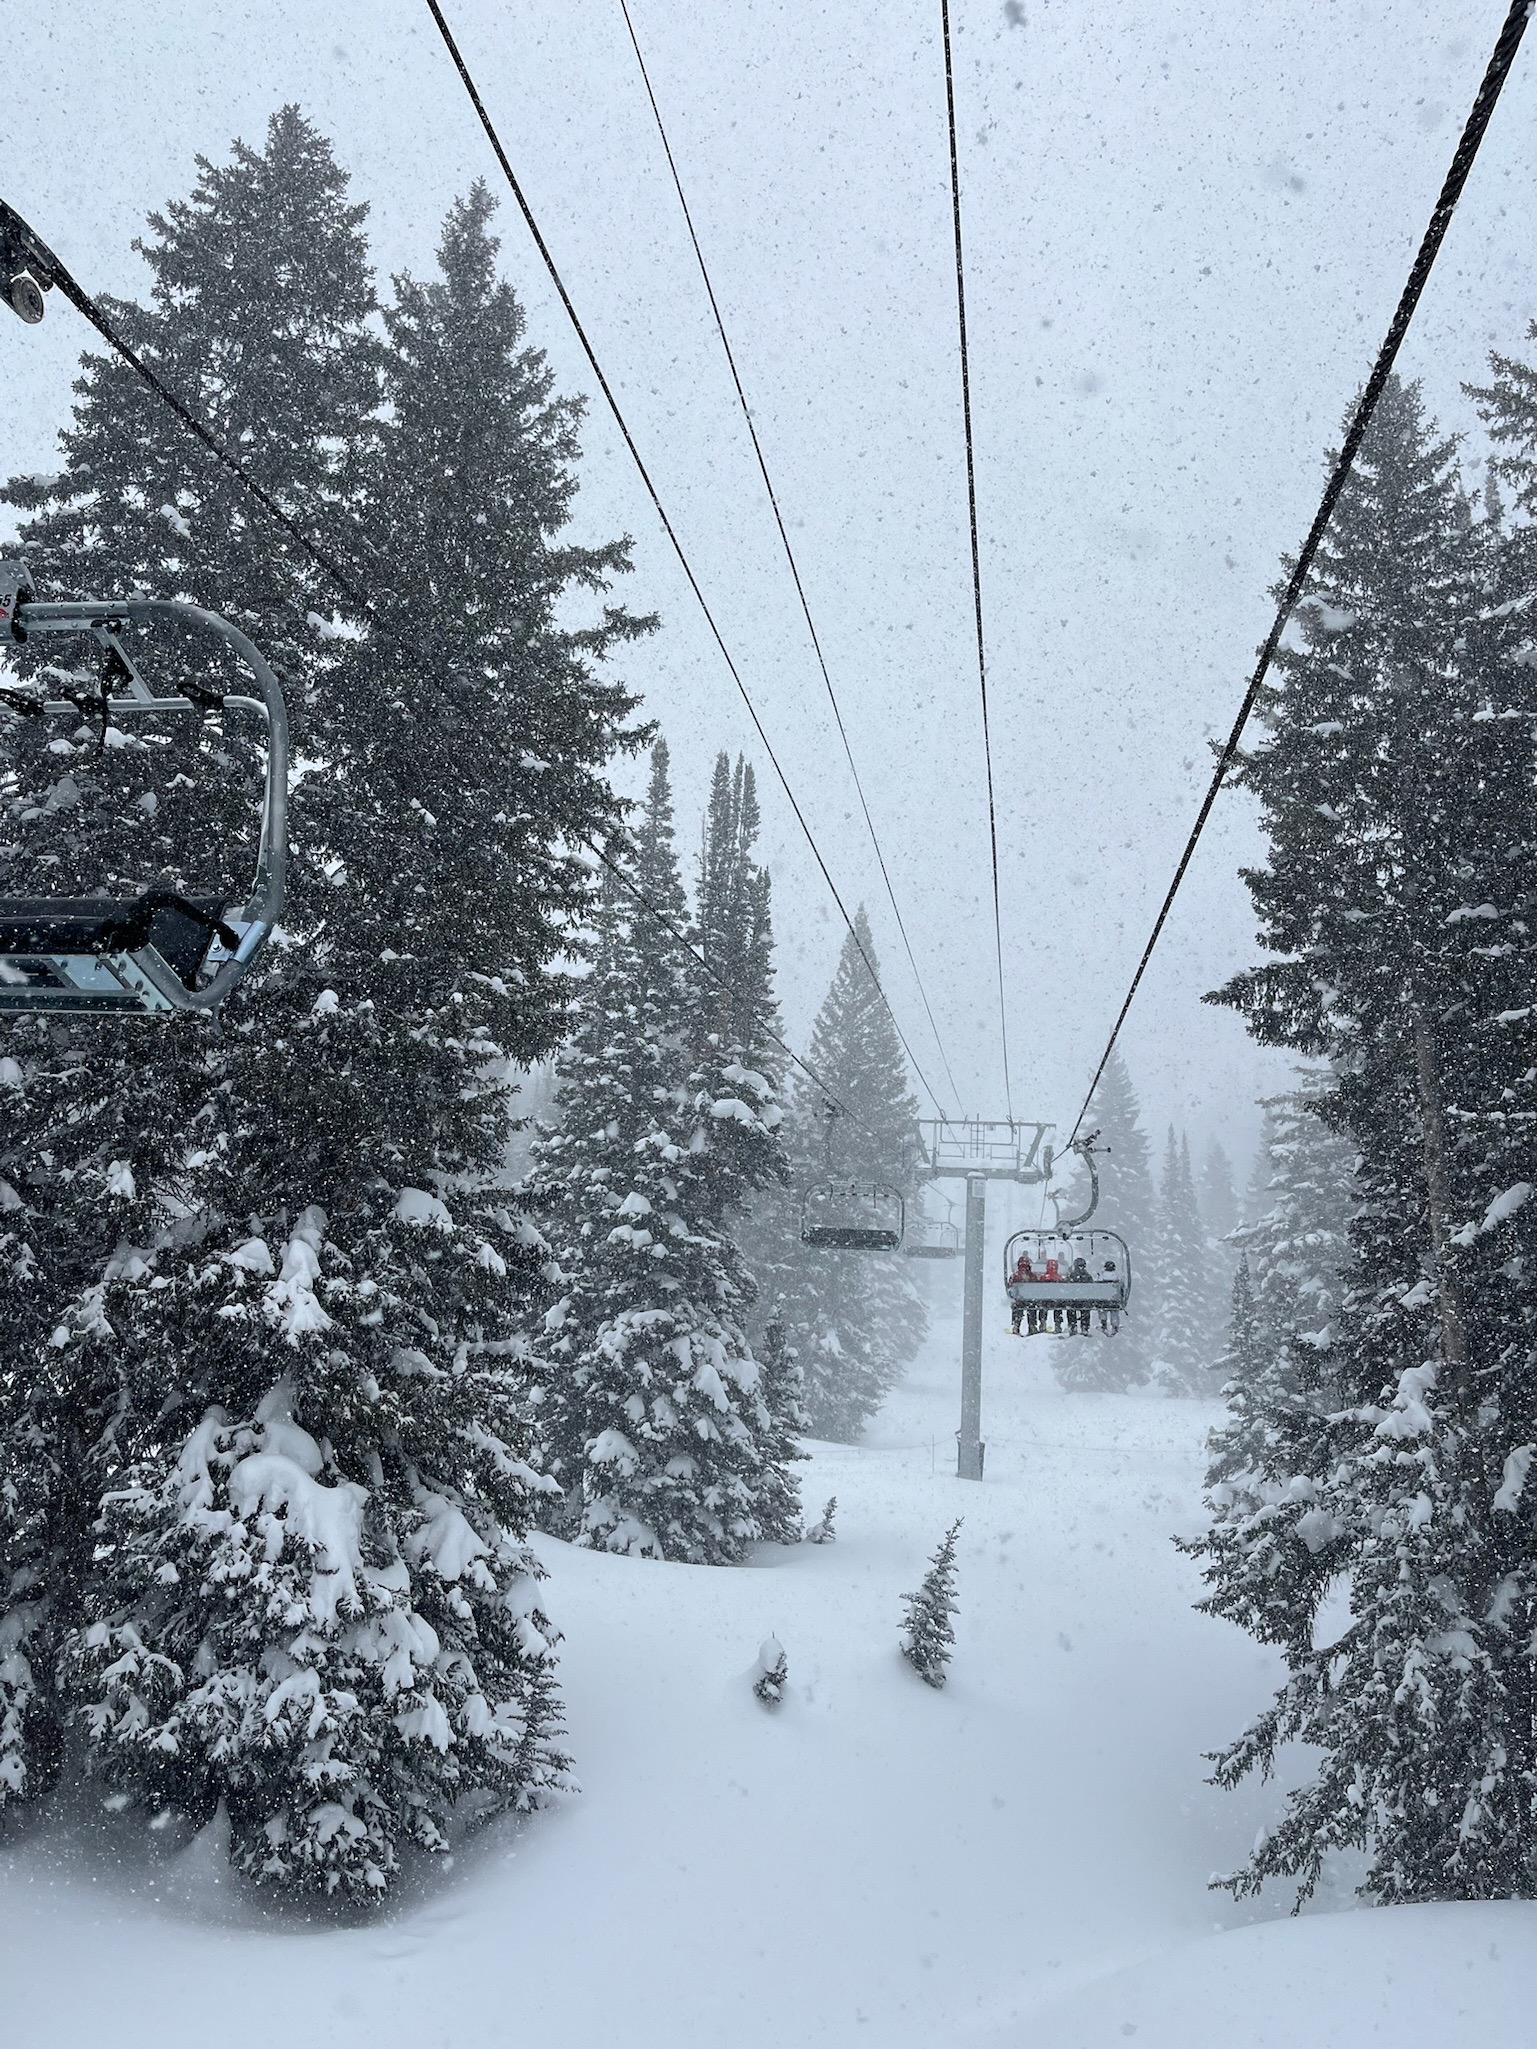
[1009,1249,1036,1334]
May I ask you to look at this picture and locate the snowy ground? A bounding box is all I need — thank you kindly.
[1,1303,1529,2047]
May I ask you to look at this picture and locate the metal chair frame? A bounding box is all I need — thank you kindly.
[800,1179,906,1252]
[1002,1227,1132,1310]
[0,578,287,1017]
[902,1213,963,1260]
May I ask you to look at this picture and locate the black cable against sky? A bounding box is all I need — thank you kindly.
[616,0,964,1119]
[1065,0,1532,1148]
[0,201,371,618]
[0,206,881,1144]
[939,0,1014,1125]
[422,0,947,1118]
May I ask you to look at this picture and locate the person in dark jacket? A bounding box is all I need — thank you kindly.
[1065,1254,1093,1334]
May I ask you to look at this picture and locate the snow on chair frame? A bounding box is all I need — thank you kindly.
[0,560,287,1017]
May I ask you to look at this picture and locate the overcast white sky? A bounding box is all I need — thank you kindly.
[4,0,1532,1175]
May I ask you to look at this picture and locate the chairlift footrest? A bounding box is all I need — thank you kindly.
[0,896,232,1012]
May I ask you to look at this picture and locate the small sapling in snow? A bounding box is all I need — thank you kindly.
[805,1495,837,1545]
[753,1636,788,1706]
[900,1519,962,1688]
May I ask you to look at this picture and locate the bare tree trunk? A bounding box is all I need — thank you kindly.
[1411,1004,1471,1399]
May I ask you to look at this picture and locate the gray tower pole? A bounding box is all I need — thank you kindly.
[957,1172,987,1479]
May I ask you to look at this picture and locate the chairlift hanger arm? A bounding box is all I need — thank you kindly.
[0,197,60,324]
[1048,1131,1103,1233]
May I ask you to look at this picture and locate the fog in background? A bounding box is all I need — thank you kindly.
[5,0,1531,1179]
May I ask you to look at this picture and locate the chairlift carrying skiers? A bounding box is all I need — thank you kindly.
[1003,1227,1132,1335]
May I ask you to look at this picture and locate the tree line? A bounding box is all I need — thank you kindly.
[1189,360,1536,1906]
[1,104,1529,1915]
[0,110,924,1898]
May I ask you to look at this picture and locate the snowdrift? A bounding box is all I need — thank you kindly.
[995,1900,1534,2049]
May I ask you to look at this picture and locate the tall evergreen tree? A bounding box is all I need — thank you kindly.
[1149,1129,1212,1393]
[1235,1092,1358,1395]
[1196,1137,1242,1360]
[1466,321,1537,527]
[688,755,787,1231]
[1,146,648,1894]
[1199,1140,1241,1243]
[0,108,391,1881]
[526,742,796,1562]
[744,908,927,1441]
[1186,1092,1358,1656]
[1061,1048,1157,1390]
[1194,371,1536,1904]
[755,1316,809,1546]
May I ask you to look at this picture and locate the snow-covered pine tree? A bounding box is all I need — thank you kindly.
[1236,1092,1358,1399]
[1197,370,1536,1905]
[1059,1048,1156,1390]
[0,105,388,1848]
[687,753,790,1269]
[1184,1092,1358,1653]
[755,1315,808,1545]
[753,1635,788,1706]
[1197,1138,1241,1346]
[743,907,927,1438]
[1148,1129,1211,1394]
[1220,1255,1264,1388]
[1199,1140,1241,1243]
[527,742,795,1563]
[2,152,649,1894]
[1466,321,1537,529]
[900,1519,962,1688]
[527,747,689,1518]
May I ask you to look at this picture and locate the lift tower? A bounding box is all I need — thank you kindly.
[913,1120,1052,1479]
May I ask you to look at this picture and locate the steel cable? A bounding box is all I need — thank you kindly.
[939,0,1014,1123]
[423,0,947,1115]
[617,0,964,1117]
[1065,0,1532,1146]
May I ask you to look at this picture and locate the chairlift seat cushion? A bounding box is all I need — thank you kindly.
[803,1226,902,1251]
[0,897,226,985]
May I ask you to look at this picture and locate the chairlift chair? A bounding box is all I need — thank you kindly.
[800,1180,905,1252]
[902,1212,962,1260]
[0,561,287,1016]
[1003,1228,1132,1315]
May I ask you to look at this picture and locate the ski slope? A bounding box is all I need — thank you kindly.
[0,1305,1528,2048]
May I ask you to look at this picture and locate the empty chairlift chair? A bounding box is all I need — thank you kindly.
[902,1212,962,1260]
[800,1180,906,1252]
[0,562,287,1016]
